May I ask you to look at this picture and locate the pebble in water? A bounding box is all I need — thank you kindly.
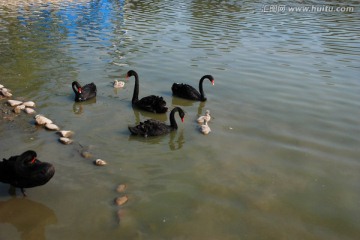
[1,88,12,97]
[25,108,36,114]
[7,99,23,107]
[94,159,107,166]
[81,151,92,159]
[115,195,128,206]
[116,184,127,193]
[35,114,53,125]
[57,130,74,138]
[13,104,25,114]
[23,101,36,108]
[59,137,73,145]
[45,123,60,131]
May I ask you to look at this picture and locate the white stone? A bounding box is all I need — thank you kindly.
[1,88,12,97]
[94,159,107,166]
[24,108,36,114]
[45,123,60,131]
[23,101,36,108]
[7,99,23,107]
[13,105,26,114]
[57,130,74,138]
[35,114,53,125]
[59,137,73,145]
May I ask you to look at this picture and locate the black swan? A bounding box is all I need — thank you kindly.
[128,107,185,137]
[0,150,55,196]
[172,75,215,101]
[72,81,97,102]
[126,70,168,113]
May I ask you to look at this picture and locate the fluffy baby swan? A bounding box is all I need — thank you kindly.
[200,120,211,135]
[197,110,211,124]
[113,80,125,88]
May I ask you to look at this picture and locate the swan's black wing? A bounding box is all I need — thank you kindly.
[80,83,97,101]
[135,95,168,113]
[0,154,55,189]
[129,119,171,137]
[171,83,201,100]
[13,161,55,189]
[0,157,17,184]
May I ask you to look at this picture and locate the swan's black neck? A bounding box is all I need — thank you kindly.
[129,70,139,104]
[198,75,213,101]
[72,81,82,93]
[169,107,184,129]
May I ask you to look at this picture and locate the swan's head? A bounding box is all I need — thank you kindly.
[126,70,137,79]
[205,110,210,115]
[179,108,185,122]
[20,150,38,165]
[209,76,215,86]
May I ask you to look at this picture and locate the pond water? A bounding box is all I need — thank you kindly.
[0,0,359,239]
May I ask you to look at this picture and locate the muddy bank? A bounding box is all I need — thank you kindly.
[0,97,18,122]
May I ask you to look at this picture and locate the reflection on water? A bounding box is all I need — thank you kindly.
[72,98,97,114]
[0,0,360,239]
[0,198,57,240]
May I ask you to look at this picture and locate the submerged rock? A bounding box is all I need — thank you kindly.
[57,130,74,138]
[115,195,128,206]
[81,151,92,159]
[59,137,73,145]
[116,184,127,193]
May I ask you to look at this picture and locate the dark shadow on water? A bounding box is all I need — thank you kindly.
[131,107,168,124]
[171,96,196,107]
[127,129,185,151]
[0,197,57,240]
[72,98,97,115]
[171,96,207,115]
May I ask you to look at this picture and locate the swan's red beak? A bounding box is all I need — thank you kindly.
[30,157,37,164]
[181,117,184,123]
[211,80,215,86]
[78,87,82,93]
